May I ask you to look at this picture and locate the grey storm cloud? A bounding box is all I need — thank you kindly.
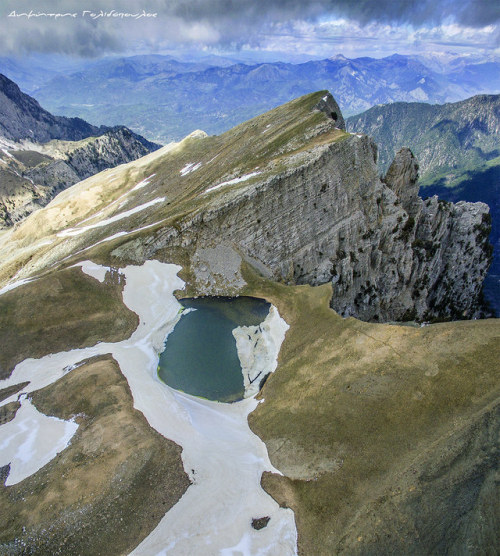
[170,0,500,28]
[0,0,498,56]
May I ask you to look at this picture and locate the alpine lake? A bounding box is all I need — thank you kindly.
[157,296,271,403]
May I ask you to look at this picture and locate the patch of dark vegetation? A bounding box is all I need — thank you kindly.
[0,382,29,403]
[0,401,21,425]
[252,516,271,530]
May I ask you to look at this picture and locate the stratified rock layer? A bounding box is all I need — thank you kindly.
[115,95,490,322]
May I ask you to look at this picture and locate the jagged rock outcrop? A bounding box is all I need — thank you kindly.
[384,147,420,217]
[347,95,500,317]
[111,92,491,322]
[0,73,161,228]
[0,128,159,228]
[313,93,346,131]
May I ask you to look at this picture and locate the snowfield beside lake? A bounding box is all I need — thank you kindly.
[0,260,297,555]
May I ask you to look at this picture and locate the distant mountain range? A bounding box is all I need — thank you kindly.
[347,94,500,315]
[1,53,498,144]
[0,73,160,227]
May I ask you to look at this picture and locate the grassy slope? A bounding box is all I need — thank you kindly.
[0,355,190,554]
[0,267,138,379]
[243,266,500,555]
[0,90,345,284]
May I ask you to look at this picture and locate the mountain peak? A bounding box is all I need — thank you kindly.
[329,54,349,62]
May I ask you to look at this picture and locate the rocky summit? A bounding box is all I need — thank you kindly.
[0,91,498,555]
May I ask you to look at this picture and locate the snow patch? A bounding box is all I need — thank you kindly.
[205,171,262,194]
[0,278,33,297]
[180,162,202,176]
[0,396,78,486]
[57,198,165,238]
[73,261,110,283]
[132,173,156,191]
[233,306,289,398]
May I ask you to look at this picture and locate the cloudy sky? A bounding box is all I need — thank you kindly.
[0,0,498,61]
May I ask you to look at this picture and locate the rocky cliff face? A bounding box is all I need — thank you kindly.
[112,96,490,322]
[0,90,492,323]
[346,94,500,317]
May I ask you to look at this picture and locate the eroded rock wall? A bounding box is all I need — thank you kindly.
[114,101,492,322]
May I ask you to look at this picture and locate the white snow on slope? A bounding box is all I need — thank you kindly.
[131,173,156,191]
[57,198,165,238]
[0,278,34,297]
[180,162,202,176]
[57,219,166,266]
[205,171,262,194]
[0,260,297,555]
[0,396,78,486]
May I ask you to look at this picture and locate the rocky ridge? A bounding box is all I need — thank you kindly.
[105,93,491,322]
[0,90,491,322]
[346,94,500,316]
[0,72,105,143]
[0,128,159,227]
[0,73,160,228]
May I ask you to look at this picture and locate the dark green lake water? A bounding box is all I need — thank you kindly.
[158,296,271,402]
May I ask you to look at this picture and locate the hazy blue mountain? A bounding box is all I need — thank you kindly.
[347,94,500,314]
[28,53,500,144]
[0,54,93,94]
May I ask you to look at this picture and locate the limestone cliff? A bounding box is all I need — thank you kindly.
[111,94,490,322]
[0,90,492,323]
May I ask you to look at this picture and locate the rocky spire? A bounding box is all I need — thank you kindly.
[384,147,421,217]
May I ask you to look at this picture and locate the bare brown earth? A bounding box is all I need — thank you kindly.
[244,267,500,555]
[0,355,190,555]
[0,401,21,425]
[0,382,29,403]
[0,267,138,379]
